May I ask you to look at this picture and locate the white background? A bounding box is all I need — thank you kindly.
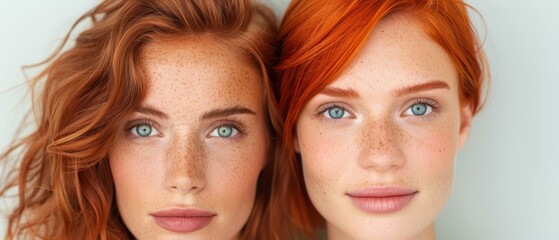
[1,0,558,239]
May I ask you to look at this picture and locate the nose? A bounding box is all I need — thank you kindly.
[164,134,206,194]
[357,116,405,172]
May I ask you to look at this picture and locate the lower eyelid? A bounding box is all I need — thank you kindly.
[403,108,439,122]
[125,131,159,142]
[319,118,346,124]
[409,114,437,122]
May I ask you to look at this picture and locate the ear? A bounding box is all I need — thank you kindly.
[458,103,474,149]
[293,130,301,153]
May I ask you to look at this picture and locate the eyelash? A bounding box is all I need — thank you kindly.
[207,120,247,143]
[125,119,162,142]
[411,98,440,109]
[404,97,441,120]
[314,98,440,121]
[315,103,353,124]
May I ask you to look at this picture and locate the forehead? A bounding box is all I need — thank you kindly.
[333,15,458,91]
[139,37,263,116]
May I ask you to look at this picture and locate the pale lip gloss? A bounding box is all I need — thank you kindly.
[150,208,216,233]
[346,186,418,214]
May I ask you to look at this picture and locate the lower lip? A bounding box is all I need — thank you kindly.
[348,192,417,214]
[152,215,214,233]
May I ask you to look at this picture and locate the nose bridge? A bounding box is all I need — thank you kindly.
[358,115,404,171]
[165,131,206,193]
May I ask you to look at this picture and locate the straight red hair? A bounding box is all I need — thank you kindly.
[272,0,489,238]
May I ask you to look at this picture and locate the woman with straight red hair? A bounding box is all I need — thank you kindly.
[272,0,489,239]
[1,0,281,239]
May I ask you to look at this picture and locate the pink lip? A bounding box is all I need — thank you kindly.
[346,186,418,214]
[150,208,216,233]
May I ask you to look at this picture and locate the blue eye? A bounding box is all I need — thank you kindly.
[210,125,239,138]
[130,124,159,137]
[405,102,434,116]
[328,107,346,119]
[319,105,351,120]
[411,103,428,115]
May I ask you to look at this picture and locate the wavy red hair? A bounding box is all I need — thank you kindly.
[272,0,489,238]
[0,0,280,239]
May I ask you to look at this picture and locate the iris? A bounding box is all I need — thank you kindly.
[328,107,345,119]
[411,103,427,116]
[217,126,233,137]
[136,124,152,137]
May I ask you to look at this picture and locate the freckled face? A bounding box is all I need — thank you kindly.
[295,16,472,240]
[108,37,268,240]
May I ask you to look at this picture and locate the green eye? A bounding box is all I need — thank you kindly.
[135,124,153,137]
[210,125,239,138]
[328,107,346,119]
[217,126,233,137]
[410,103,428,116]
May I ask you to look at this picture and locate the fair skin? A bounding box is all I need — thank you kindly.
[108,36,268,240]
[294,15,473,240]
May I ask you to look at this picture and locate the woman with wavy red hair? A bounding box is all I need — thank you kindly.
[0,0,281,239]
[272,0,489,239]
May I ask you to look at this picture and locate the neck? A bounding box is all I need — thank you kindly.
[328,223,436,240]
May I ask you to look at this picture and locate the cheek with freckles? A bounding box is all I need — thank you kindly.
[297,123,353,212]
[109,137,167,233]
[206,139,267,202]
[401,115,460,209]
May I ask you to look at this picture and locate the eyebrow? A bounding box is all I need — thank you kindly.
[200,106,256,120]
[318,86,360,98]
[136,104,169,119]
[395,80,450,97]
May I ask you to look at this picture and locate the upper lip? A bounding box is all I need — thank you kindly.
[150,208,216,218]
[346,186,418,198]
